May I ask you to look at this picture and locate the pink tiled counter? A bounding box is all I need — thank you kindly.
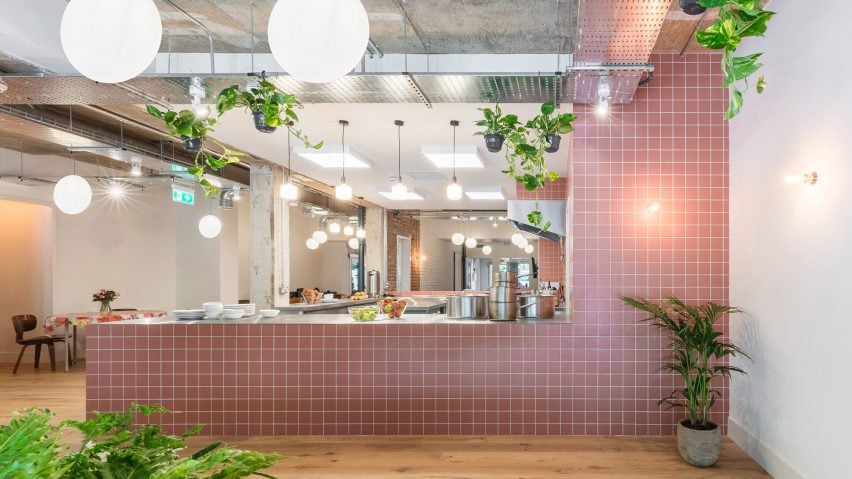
[85,320,600,436]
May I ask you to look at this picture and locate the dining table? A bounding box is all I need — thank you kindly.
[44,310,168,371]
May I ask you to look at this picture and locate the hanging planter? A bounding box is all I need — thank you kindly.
[475,104,518,153]
[252,111,277,133]
[544,133,561,153]
[484,133,505,153]
[180,135,202,152]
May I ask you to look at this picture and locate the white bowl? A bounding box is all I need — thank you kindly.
[222,309,244,319]
[259,309,279,318]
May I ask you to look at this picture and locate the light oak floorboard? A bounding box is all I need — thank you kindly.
[0,363,770,478]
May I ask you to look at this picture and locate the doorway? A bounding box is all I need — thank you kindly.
[396,235,411,291]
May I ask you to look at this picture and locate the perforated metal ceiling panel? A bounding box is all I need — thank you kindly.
[575,0,670,63]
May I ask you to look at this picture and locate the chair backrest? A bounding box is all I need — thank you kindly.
[11,315,37,343]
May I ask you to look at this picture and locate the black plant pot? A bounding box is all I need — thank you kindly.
[679,0,706,15]
[181,135,202,152]
[252,111,277,133]
[544,134,561,153]
[484,133,505,153]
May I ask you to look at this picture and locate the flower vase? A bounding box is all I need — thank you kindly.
[99,301,112,314]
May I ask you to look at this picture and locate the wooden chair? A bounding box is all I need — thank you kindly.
[11,315,71,374]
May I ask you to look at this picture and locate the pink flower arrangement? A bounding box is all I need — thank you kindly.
[92,289,119,302]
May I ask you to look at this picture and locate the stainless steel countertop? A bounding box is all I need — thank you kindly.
[110,312,572,325]
[276,297,378,313]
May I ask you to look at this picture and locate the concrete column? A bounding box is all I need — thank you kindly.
[364,205,386,292]
[249,163,289,308]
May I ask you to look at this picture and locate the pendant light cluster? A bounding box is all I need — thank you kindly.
[511,233,535,254]
[450,216,476,250]
[306,212,365,251]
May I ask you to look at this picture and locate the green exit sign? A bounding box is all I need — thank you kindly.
[172,187,194,205]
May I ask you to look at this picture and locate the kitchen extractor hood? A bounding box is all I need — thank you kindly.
[507,200,566,243]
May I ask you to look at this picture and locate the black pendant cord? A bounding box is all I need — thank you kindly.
[339,120,349,183]
[397,123,402,180]
[450,120,459,183]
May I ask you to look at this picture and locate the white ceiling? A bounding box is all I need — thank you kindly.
[211,103,571,209]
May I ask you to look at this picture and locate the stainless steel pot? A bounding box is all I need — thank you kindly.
[447,293,488,319]
[488,285,517,303]
[489,301,517,321]
[492,271,518,286]
[517,295,557,319]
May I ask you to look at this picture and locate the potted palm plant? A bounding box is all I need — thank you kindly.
[474,104,519,152]
[621,295,751,467]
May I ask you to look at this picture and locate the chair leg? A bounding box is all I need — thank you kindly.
[47,343,56,372]
[34,343,42,369]
[13,345,27,374]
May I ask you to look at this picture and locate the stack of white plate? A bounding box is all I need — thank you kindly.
[224,304,256,317]
[173,309,205,320]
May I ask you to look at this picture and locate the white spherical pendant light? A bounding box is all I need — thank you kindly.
[451,233,465,246]
[482,245,493,255]
[306,238,319,250]
[198,215,222,239]
[335,181,353,201]
[348,237,360,249]
[329,221,341,234]
[446,181,463,201]
[356,227,367,239]
[268,0,369,83]
[60,0,163,83]
[464,237,477,249]
[53,175,92,215]
[280,181,298,200]
[343,224,355,236]
[510,233,524,246]
[391,182,408,198]
[524,244,535,254]
[518,237,529,249]
[312,230,328,244]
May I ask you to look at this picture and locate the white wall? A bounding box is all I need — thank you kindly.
[729,2,852,478]
[419,228,453,291]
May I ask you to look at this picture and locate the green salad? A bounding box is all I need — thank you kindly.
[350,306,379,322]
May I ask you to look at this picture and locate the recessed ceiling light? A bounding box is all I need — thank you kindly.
[421,145,483,168]
[465,190,505,200]
[295,146,371,168]
[377,187,423,200]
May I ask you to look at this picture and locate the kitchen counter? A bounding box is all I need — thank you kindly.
[397,296,447,314]
[277,297,378,314]
[113,311,571,325]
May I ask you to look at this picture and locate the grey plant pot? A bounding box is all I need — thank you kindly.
[484,133,505,153]
[677,420,721,467]
[181,135,201,152]
[544,134,561,153]
[679,0,706,15]
[252,111,277,133]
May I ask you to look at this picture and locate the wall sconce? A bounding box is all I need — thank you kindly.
[644,201,661,215]
[785,171,819,185]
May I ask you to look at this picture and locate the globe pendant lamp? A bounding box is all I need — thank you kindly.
[348,237,360,249]
[451,233,465,246]
[329,218,341,234]
[61,0,163,83]
[344,224,355,236]
[524,244,535,254]
[335,120,353,200]
[312,230,328,244]
[198,214,222,239]
[464,237,477,249]
[391,120,408,198]
[482,245,493,255]
[356,227,367,239]
[281,128,299,200]
[268,0,369,83]
[446,120,463,200]
[511,233,524,246]
[306,238,319,250]
[53,174,92,215]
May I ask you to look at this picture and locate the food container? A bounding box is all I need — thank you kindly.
[379,298,408,319]
[492,271,518,286]
[446,293,488,319]
[348,305,380,322]
[517,295,557,319]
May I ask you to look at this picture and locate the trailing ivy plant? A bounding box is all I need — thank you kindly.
[147,75,321,197]
[477,101,576,232]
[146,104,243,197]
[0,404,280,479]
[695,0,775,120]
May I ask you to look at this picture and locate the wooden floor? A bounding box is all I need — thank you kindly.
[0,363,770,478]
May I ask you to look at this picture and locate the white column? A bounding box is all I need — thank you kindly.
[249,164,288,308]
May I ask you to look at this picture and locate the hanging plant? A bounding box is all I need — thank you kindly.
[477,101,576,232]
[145,104,242,197]
[147,74,322,197]
[474,104,519,152]
[216,73,323,148]
[695,0,775,120]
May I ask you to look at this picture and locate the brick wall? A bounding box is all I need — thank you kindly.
[386,212,420,292]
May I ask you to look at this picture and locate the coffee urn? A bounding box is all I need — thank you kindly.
[367,270,381,298]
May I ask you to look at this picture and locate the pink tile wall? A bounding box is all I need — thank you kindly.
[570,53,730,434]
[86,53,729,436]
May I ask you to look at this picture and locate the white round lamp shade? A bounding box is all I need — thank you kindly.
[356,228,367,239]
[53,175,92,214]
[446,182,463,200]
[328,222,341,234]
[524,244,535,254]
[464,237,477,249]
[391,182,408,198]
[348,237,360,249]
[510,233,524,245]
[518,237,529,249]
[61,0,162,83]
[482,245,493,255]
[312,230,328,244]
[280,181,298,200]
[306,238,319,250]
[198,215,222,238]
[268,0,369,83]
[343,224,354,236]
[451,233,465,246]
[335,182,353,200]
